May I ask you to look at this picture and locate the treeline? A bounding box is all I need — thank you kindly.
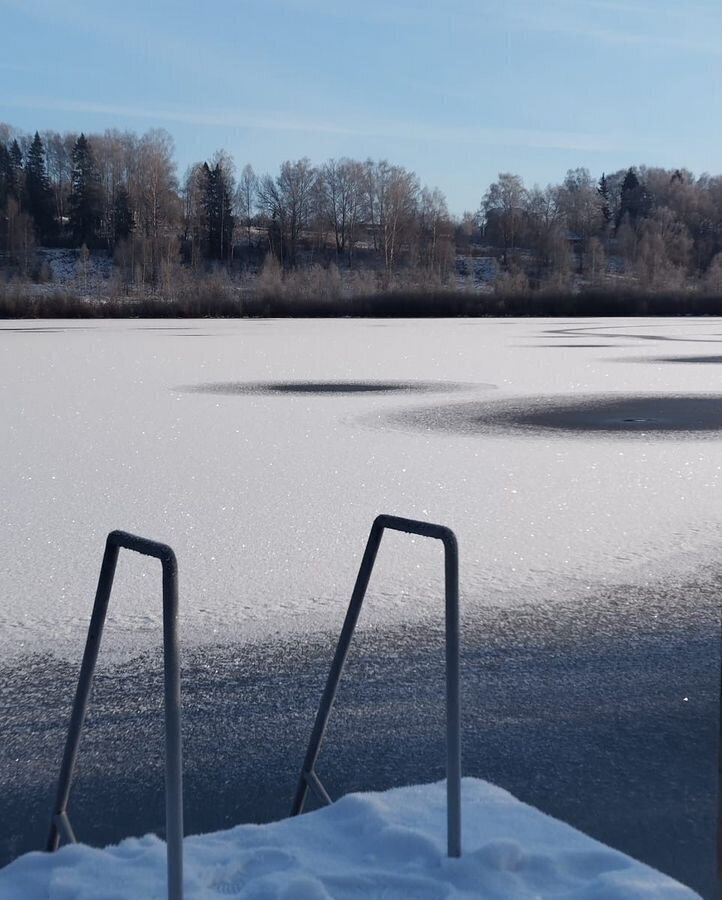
[0,124,453,286]
[471,168,722,293]
[1,121,721,300]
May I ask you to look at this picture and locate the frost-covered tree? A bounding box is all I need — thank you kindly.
[555,168,602,243]
[258,158,317,266]
[42,130,76,223]
[5,139,25,207]
[318,158,365,258]
[236,163,258,248]
[482,173,526,267]
[636,206,692,290]
[134,129,179,239]
[363,160,419,275]
[0,142,10,212]
[417,186,453,277]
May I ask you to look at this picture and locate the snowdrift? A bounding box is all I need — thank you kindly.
[0,778,699,899]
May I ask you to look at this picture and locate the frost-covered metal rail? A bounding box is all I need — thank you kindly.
[46,530,183,900]
[291,514,462,859]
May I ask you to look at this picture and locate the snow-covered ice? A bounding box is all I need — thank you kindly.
[0,778,701,899]
[0,317,719,661]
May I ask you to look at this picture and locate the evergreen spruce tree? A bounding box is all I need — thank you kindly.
[617,167,650,228]
[202,163,234,260]
[25,132,56,241]
[596,173,611,225]
[621,168,639,194]
[68,134,102,245]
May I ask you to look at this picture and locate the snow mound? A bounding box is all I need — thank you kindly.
[0,778,699,899]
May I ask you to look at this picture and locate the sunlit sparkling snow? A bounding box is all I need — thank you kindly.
[1,317,719,661]
[0,779,701,899]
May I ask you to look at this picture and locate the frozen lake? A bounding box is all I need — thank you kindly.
[1,317,720,659]
[1,317,721,895]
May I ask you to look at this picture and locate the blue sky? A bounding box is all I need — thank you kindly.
[1,0,719,214]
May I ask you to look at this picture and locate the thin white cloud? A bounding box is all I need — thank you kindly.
[507,0,719,53]
[0,96,618,152]
[584,0,713,18]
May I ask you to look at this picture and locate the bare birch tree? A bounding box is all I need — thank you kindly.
[236,163,258,247]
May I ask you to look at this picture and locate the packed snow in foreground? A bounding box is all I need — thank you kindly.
[0,779,699,899]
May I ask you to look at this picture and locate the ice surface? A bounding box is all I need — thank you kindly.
[0,778,700,899]
[0,318,720,661]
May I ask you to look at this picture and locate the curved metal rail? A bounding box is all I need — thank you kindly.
[290,514,462,858]
[46,530,183,900]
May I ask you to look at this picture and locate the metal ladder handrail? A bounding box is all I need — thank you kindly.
[290,513,462,858]
[46,530,184,900]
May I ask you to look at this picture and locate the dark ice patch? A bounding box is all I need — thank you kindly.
[378,394,722,438]
[0,326,90,334]
[631,355,722,365]
[541,327,721,344]
[526,343,617,348]
[181,380,486,396]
